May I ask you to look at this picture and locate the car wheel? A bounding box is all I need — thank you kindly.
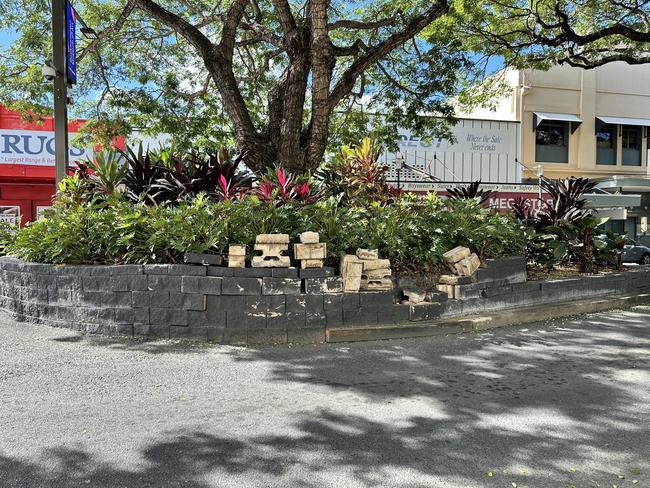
[641,254,650,265]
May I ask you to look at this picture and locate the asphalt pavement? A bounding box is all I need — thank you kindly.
[1,307,649,488]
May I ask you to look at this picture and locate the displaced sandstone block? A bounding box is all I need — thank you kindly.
[437,283,455,299]
[356,248,379,260]
[299,231,320,244]
[403,289,426,304]
[228,245,246,268]
[252,234,290,268]
[300,259,323,269]
[454,253,481,277]
[341,255,363,292]
[438,274,473,285]
[443,246,471,264]
[362,259,391,272]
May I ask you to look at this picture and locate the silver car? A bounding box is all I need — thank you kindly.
[622,239,650,265]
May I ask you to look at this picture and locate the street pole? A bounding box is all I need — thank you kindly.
[52,0,69,185]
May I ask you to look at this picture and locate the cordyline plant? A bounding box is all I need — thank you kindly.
[255,166,321,206]
[446,180,496,207]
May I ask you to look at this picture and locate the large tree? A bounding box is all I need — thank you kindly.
[457,0,650,69]
[0,0,481,171]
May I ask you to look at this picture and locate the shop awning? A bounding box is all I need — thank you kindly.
[533,112,582,133]
[595,115,650,133]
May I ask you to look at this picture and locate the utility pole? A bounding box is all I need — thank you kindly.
[52,0,69,184]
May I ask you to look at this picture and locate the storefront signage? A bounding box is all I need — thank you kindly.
[66,1,77,84]
[0,206,20,226]
[0,129,92,165]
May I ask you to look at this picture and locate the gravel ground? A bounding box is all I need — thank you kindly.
[1,307,649,488]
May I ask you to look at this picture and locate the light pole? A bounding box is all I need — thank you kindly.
[394,153,405,190]
[50,1,97,184]
[51,0,69,185]
[536,164,544,201]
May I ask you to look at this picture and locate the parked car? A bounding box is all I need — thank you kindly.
[622,239,650,265]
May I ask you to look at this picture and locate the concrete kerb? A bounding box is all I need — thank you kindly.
[325,291,650,343]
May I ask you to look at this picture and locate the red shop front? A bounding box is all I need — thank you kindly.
[0,105,91,226]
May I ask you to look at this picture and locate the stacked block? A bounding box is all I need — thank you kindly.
[252,234,291,268]
[294,231,326,269]
[228,245,246,268]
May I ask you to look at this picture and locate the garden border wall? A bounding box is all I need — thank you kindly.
[1,256,649,345]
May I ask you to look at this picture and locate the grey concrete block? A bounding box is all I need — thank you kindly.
[305,310,327,328]
[80,291,132,307]
[206,295,246,313]
[359,291,394,308]
[147,275,182,292]
[56,275,82,292]
[325,308,343,327]
[246,295,285,314]
[109,265,143,275]
[115,323,134,336]
[304,277,343,294]
[115,308,135,324]
[222,329,247,346]
[267,311,305,329]
[287,327,325,344]
[409,302,443,322]
[110,275,149,292]
[271,268,299,278]
[343,308,378,326]
[143,264,172,274]
[247,328,287,346]
[133,308,149,325]
[188,309,226,327]
[233,268,272,278]
[342,293,360,310]
[134,323,169,338]
[227,309,266,329]
[207,267,234,277]
[299,267,335,279]
[262,277,301,295]
[181,276,222,295]
[150,308,188,326]
[184,253,223,266]
[222,277,262,295]
[390,304,411,324]
[78,307,115,324]
[323,293,343,310]
[206,326,226,342]
[170,325,209,341]
[168,293,206,311]
[167,265,207,276]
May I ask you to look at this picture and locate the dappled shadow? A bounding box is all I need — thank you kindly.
[2,309,649,487]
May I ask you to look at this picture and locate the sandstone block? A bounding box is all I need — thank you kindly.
[437,283,455,299]
[438,274,473,285]
[362,259,391,272]
[360,278,393,291]
[252,240,290,268]
[300,259,324,269]
[356,248,379,260]
[443,246,471,264]
[454,253,481,277]
[228,245,246,268]
[256,234,289,244]
[403,289,426,304]
[341,255,363,292]
[294,242,326,260]
[299,231,320,244]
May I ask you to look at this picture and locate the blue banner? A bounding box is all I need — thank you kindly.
[66,1,76,84]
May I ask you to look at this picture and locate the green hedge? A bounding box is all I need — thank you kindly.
[2,193,526,267]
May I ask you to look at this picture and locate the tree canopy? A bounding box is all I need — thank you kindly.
[1,0,648,171]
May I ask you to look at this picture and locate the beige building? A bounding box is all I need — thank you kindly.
[466,63,650,181]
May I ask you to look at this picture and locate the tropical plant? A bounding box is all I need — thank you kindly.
[83,149,127,197]
[255,166,320,206]
[538,176,597,228]
[446,180,496,207]
[316,138,400,205]
[120,143,165,204]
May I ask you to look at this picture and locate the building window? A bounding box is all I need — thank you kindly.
[535,121,568,163]
[596,124,617,165]
[622,125,642,166]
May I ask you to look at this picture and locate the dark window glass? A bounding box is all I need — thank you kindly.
[596,124,617,165]
[622,125,642,166]
[535,121,568,163]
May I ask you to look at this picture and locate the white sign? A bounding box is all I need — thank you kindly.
[381,119,521,186]
[0,206,20,226]
[0,129,93,166]
[36,206,51,220]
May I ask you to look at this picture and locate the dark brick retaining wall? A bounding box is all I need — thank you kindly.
[1,256,649,345]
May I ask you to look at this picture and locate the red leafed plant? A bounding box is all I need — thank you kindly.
[255,166,321,206]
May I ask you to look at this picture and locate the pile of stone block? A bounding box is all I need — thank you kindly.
[252,234,291,268]
[436,246,481,299]
[293,232,326,269]
[341,249,392,292]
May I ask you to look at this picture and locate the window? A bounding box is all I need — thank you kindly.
[622,125,642,166]
[596,124,617,165]
[535,121,568,163]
